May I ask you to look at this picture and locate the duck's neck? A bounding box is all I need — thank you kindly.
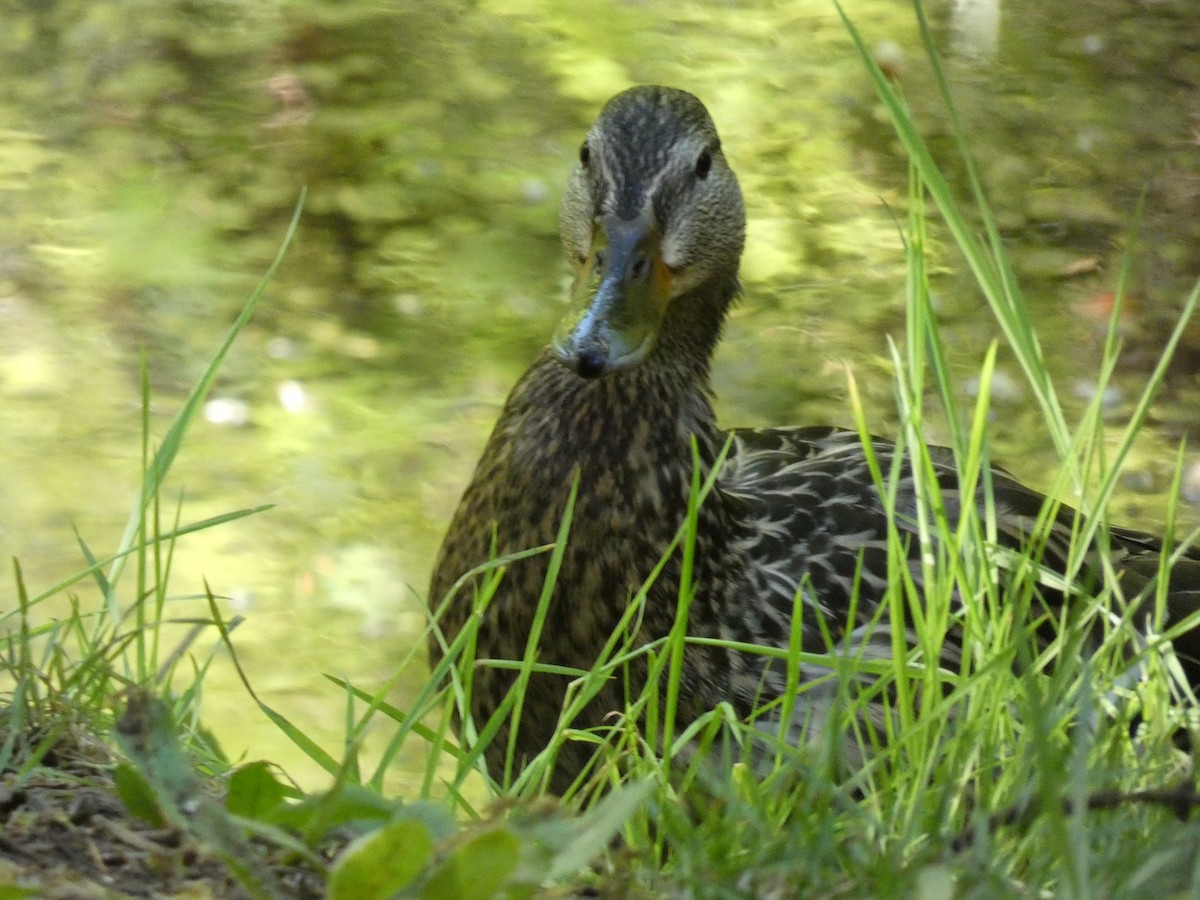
[502,345,720,498]
[501,278,736,493]
[654,275,737,382]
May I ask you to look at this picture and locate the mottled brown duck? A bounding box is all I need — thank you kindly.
[428,85,1200,793]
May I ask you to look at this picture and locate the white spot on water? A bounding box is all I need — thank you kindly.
[278,379,309,414]
[203,397,250,427]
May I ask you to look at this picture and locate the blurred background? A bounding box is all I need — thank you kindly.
[2,0,1199,791]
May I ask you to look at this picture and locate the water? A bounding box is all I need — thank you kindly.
[1,0,1198,790]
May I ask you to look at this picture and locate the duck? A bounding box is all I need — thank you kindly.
[427,85,1200,794]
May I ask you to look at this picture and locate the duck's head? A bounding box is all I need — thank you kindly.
[553,86,746,379]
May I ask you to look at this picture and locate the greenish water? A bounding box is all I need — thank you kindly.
[2,0,1199,790]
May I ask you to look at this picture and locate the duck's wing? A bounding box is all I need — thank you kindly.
[719,426,899,635]
[717,424,962,747]
[720,425,1200,678]
[1105,524,1200,682]
[718,425,1043,619]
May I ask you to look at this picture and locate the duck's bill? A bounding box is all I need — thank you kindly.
[552,210,674,379]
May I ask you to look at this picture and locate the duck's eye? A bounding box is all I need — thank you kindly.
[579,142,591,166]
[694,149,713,180]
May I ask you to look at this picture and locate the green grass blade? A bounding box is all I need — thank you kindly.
[103,191,305,622]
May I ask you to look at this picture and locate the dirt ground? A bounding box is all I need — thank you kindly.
[0,732,326,899]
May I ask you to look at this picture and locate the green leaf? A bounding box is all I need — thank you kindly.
[225,761,288,820]
[328,818,433,900]
[112,762,165,827]
[0,885,41,900]
[541,779,652,881]
[397,800,459,844]
[269,783,400,834]
[422,827,524,900]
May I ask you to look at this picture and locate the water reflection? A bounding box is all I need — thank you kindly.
[1,0,1198,790]
[950,0,1001,61]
